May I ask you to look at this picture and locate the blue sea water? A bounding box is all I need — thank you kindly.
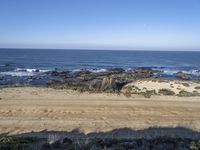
[0,48,200,85]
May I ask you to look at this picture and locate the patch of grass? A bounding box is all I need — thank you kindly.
[182,83,190,87]
[131,85,140,91]
[158,89,175,96]
[177,90,198,97]
[0,137,35,143]
[194,86,200,90]
[190,140,200,150]
[0,137,36,150]
[140,90,156,98]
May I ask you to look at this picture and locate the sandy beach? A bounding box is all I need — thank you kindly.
[0,86,200,137]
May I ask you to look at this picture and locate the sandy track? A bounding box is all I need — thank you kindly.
[0,87,200,136]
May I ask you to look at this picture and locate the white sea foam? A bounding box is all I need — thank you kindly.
[0,71,36,77]
[163,69,200,76]
[0,68,50,77]
[88,68,107,73]
[72,68,107,73]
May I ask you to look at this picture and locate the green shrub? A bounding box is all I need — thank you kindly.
[190,140,200,150]
[194,86,200,90]
[158,89,175,95]
[0,137,35,150]
[140,90,156,98]
[182,83,190,87]
[177,90,197,97]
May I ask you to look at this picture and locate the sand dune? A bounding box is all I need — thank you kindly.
[0,87,200,136]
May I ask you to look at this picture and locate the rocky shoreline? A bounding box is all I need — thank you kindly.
[46,67,200,98]
[47,67,163,92]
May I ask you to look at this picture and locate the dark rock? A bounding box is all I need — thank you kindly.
[73,70,93,80]
[175,71,191,80]
[35,69,40,72]
[124,67,158,80]
[47,67,160,93]
[89,77,127,92]
[59,71,72,78]
[133,67,155,77]
[73,70,92,76]
[107,67,125,73]
[4,64,10,67]
[89,79,102,92]
[49,70,72,78]
[50,70,60,76]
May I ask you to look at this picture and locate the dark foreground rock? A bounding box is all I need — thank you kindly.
[47,67,160,93]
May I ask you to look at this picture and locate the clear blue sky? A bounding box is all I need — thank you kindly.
[0,0,200,50]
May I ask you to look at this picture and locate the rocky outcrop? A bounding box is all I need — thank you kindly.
[175,71,191,80]
[49,71,72,78]
[47,67,159,93]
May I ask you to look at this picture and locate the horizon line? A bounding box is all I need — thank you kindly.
[0,47,200,52]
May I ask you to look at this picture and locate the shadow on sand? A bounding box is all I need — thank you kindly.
[1,126,199,139]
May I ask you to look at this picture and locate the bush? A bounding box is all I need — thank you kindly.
[0,137,35,150]
[140,90,156,98]
[194,86,200,90]
[158,89,175,95]
[182,83,190,87]
[177,90,198,97]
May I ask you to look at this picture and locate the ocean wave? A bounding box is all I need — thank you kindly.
[14,68,49,73]
[0,68,50,77]
[88,68,107,73]
[0,71,36,77]
[72,68,107,73]
[162,69,200,76]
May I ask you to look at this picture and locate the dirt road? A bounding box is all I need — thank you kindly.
[0,87,200,137]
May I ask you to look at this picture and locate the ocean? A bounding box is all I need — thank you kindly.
[0,48,200,85]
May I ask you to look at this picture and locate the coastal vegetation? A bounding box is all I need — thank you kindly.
[177,90,199,97]
[158,89,175,96]
[195,86,200,90]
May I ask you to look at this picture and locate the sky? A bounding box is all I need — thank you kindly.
[0,0,200,50]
